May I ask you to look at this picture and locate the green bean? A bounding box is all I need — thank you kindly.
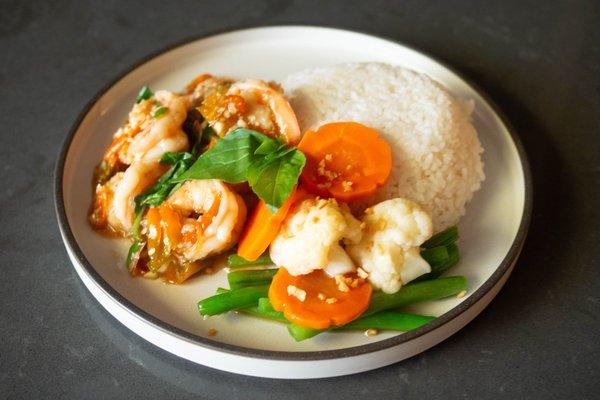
[246,298,435,337]
[288,276,467,341]
[415,244,460,282]
[257,297,273,312]
[420,245,450,265]
[422,225,459,249]
[366,275,466,316]
[240,306,288,323]
[341,311,434,330]
[198,285,269,316]
[287,311,435,341]
[227,253,273,268]
[227,269,278,290]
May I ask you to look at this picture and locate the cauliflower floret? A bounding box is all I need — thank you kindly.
[270,198,362,276]
[346,198,433,293]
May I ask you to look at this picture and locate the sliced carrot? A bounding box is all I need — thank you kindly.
[236,187,305,262]
[298,122,392,202]
[269,268,372,329]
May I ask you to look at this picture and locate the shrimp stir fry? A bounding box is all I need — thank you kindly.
[186,75,301,145]
[90,90,189,232]
[133,180,247,283]
[89,73,301,284]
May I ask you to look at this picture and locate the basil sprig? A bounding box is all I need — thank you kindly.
[175,128,305,211]
[136,86,153,103]
[130,151,197,241]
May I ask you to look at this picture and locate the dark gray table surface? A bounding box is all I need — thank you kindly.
[2,0,599,398]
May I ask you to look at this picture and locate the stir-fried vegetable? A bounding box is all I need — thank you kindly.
[174,128,306,211]
[236,187,305,262]
[197,225,464,340]
[198,285,270,316]
[268,268,372,330]
[126,151,198,271]
[422,225,459,248]
[298,122,392,201]
[248,297,434,332]
[288,276,467,341]
[227,253,273,268]
[227,269,278,290]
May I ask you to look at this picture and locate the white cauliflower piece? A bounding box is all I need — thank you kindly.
[346,198,433,293]
[270,198,362,276]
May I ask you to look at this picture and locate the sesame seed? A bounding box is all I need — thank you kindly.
[318,293,326,301]
[457,290,467,298]
[365,329,378,337]
[325,297,338,304]
[357,267,369,279]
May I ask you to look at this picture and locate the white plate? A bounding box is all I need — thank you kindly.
[54,26,531,379]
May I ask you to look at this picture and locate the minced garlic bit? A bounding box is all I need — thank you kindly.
[318,293,326,301]
[317,158,340,181]
[357,267,369,279]
[456,290,467,298]
[335,275,349,292]
[208,328,218,337]
[325,297,338,304]
[324,153,333,162]
[287,285,307,302]
[341,180,354,192]
[335,274,364,292]
[365,329,378,337]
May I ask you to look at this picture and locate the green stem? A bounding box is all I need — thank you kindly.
[198,285,269,316]
[422,226,459,249]
[227,269,278,290]
[228,253,273,268]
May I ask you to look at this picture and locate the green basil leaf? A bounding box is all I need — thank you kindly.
[135,151,197,209]
[247,148,305,210]
[174,129,269,184]
[254,139,279,155]
[153,106,169,119]
[135,86,153,103]
[131,205,145,240]
[126,241,144,269]
[159,151,189,165]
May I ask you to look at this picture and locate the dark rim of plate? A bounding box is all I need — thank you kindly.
[54,25,533,362]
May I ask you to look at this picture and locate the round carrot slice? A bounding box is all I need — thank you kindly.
[298,122,392,202]
[269,268,372,329]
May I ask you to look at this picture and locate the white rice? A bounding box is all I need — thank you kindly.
[282,63,485,231]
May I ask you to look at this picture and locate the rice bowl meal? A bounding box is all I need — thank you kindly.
[87,62,484,341]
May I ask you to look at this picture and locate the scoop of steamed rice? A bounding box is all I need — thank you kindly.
[282,63,484,231]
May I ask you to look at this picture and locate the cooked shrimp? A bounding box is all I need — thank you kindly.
[184,74,232,107]
[95,90,189,184]
[228,79,301,144]
[199,79,301,145]
[165,179,247,261]
[106,161,167,233]
[123,90,189,164]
